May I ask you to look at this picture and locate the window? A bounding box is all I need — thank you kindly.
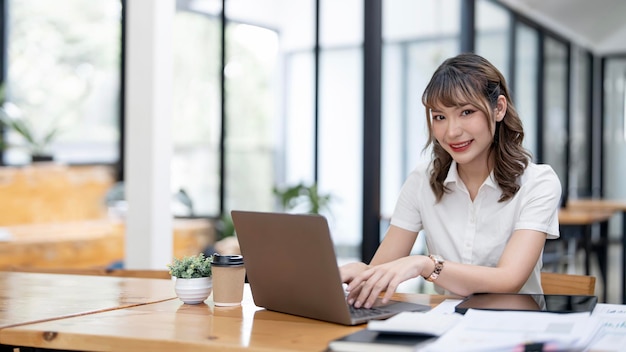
[381,0,460,222]
[172,6,222,216]
[5,0,121,165]
[514,22,539,157]
[542,37,568,192]
[476,0,511,82]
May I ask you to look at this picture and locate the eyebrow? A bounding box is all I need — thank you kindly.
[431,103,473,112]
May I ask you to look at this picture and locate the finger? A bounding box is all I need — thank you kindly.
[346,282,363,305]
[357,272,386,309]
[353,276,377,308]
[381,280,399,304]
[376,270,401,303]
[346,268,373,292]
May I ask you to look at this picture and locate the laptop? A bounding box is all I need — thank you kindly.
[230,210,431,325]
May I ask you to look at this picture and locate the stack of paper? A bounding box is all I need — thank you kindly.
[586,304,626,352]
[367,310,462,337]
[421,310,599,352]
[329,300,626,352]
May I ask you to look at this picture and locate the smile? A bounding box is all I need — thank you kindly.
[449,140,472,151]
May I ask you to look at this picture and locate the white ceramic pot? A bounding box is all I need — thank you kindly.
[174,277,212,304]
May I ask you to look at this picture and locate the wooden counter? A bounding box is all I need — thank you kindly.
[0,164,114,225]
[0,218,214,269]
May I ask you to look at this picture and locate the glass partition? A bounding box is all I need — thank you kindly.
[542,37,568,195]
[318,0,363,247]
[4,0,121,165]
[514,22,539,158]
[476,0,511,82]
[603,58,626,204]
[570,48,591,197]
[381,0,460,222]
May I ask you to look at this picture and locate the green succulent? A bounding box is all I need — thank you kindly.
[167,253,212,279]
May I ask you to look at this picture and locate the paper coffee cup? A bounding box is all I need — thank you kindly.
[211,253,245,306]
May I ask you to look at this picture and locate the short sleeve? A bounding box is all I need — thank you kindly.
[515,164,562,239]
[390,164,429,233]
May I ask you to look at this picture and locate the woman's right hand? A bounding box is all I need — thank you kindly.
[339,262,369,284]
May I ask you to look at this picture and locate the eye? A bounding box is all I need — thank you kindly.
[460,109,475,117]
[431,114,445,121]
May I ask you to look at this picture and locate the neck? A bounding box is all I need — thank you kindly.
[456,157,494,188]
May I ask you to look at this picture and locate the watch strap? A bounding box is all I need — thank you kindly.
[425,254,444,282]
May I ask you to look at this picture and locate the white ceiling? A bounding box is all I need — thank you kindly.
[497,0,626,55]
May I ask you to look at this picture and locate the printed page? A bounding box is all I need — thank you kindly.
[421,310,599,352]
[587,304,626,352]
[367,299,463,336]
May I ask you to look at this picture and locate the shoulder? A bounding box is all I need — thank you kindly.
[521,163,560,187]
[405,161,431,183]
[519,162,562,197]
[399,161,431,194]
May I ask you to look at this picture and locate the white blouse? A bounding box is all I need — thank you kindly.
[390,161,562,294]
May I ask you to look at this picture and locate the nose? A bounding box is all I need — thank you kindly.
[446,116,462,138]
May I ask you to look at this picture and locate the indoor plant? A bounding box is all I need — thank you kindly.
[0,83,59,162]
[167,253,213,304]
[273,182,334,215]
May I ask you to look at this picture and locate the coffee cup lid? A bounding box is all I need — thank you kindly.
[211,253,244,266]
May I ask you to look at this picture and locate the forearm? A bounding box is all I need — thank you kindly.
[430,261,529,296]
[370,225,418,266]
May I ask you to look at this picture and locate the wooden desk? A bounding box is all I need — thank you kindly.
[567,198,626,303]
[558,208,615,302]
[0,272,176,329]
[0,282,450,352]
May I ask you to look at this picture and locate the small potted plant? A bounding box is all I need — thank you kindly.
[167,253,213,304]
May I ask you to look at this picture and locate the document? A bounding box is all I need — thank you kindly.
[367,299,462,336]
[421,309,599,352]
[587,303,626,352]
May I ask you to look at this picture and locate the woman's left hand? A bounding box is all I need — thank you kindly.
[345,255,429,309]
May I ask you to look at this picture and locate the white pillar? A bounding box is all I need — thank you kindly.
[124,0,174,269]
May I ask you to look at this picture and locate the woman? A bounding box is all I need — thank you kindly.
[341,53,561,309]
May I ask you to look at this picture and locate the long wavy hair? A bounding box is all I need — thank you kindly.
[422,53,530,202]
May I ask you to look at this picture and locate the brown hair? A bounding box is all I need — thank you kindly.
[422,53,530,202]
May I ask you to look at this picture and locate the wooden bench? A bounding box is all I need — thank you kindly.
[0,164,114,225]
[0,218,214,269]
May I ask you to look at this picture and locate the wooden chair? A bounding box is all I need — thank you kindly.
[540,271,596,295]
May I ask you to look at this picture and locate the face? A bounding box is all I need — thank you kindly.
[430,95,506,169]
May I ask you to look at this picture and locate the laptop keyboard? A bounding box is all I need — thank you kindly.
[348,305,392,319]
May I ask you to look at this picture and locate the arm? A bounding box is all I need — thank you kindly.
[339,225,419,284]
[342,225,428,306]
[433,229,546,296]
[346,228,546,308]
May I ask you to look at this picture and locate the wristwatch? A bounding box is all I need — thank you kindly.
[425,254,445,282]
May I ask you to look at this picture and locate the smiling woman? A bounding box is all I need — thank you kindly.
[340,53,562,309]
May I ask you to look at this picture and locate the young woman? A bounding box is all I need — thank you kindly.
[341,53,561,309]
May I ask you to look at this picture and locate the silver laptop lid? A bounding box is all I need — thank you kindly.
[231,210,355,325]
[230,210,430,325]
